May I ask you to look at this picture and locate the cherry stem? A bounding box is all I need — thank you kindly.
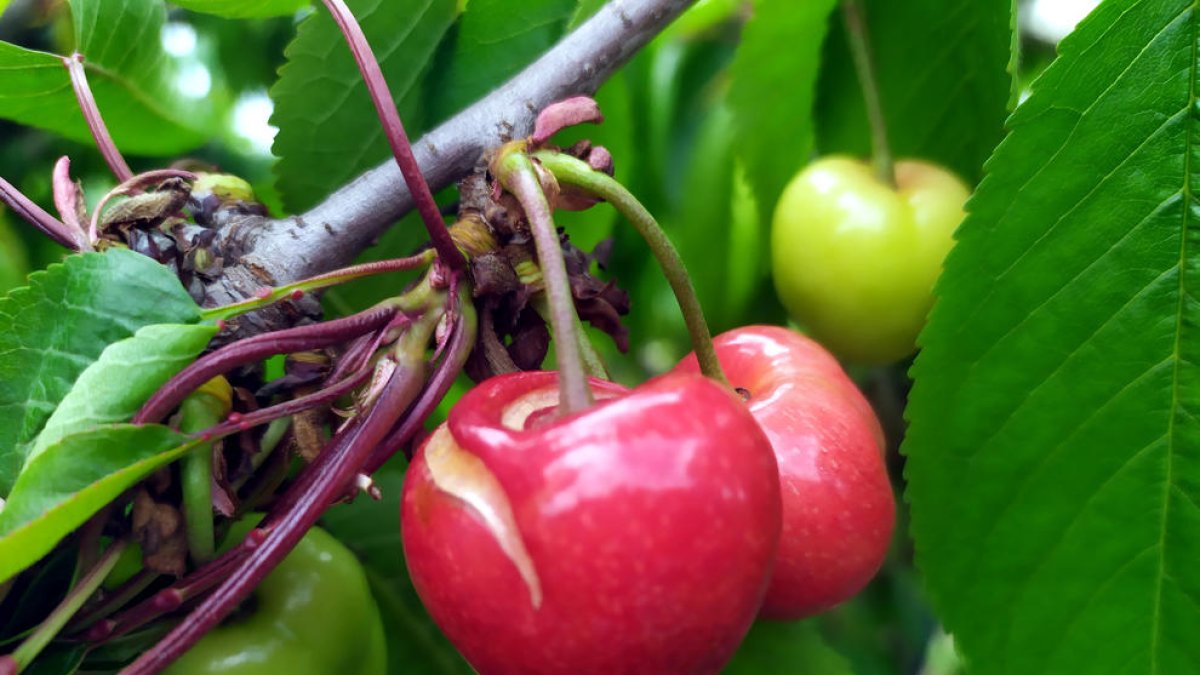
[8,540,127,670]
[95,535,257,643]
[535,151,731,388]
[124,332,431,673]
[199,250,436,323]
[114,303,442,656]
[66,569,158,634]
[364,290,476,473]
[494,148,593,415]
[135,305,396,424]
[62,53,132,183]
[531,292,608,379]
[319,0,466,272]
[202,362,374,441]
[841,0,893,185]
[328,317,406,384]
[0,175,80,250]
[178,387,231,564]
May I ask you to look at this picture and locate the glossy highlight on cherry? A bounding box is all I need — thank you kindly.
[401,371,783,675]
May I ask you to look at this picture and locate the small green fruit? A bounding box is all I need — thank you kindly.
[771,156,969,363]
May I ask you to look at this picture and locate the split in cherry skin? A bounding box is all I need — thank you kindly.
[400,370,783,675]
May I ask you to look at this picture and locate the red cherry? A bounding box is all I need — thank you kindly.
[401,371,782,674]
[674,325,894,619]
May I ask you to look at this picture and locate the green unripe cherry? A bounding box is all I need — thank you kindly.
[771,155,970,364]
[165,522,386,675]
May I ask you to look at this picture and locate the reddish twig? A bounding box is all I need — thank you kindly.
[203,362,374,440]
[62,53,133,183]
[364,301,475,472]
[319,0,466,272]
[135,306,396,424]
[0,175,80,250]
[89,530,265,643]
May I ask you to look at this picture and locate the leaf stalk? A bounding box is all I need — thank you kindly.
[535,150,730,388]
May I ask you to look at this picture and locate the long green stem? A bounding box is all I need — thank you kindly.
[494,149,593,415]
[200,250,436,323]
[535,151,730,388]
[66,569,158,634]
[178,379,232,564]
[8,541,127,672]
[842,0,893,185]
[531,293,609,380]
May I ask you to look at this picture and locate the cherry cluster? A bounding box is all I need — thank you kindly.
[403,325,894,674]
[0,3,897,672]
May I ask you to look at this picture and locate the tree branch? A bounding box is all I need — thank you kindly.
[203,0,693,335]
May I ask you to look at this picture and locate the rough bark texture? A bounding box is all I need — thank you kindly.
[200,0,694,338]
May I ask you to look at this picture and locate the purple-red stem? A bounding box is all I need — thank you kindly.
[135,306,396,424]
[93,532,259,642]
[327,333,379,384]
[204,365,373,440]
[100,314,404,642]
[62,53,132,183]
[364,307,474,472]
[319,0,466,272]
[301,254,436,288]
[124,364,426,673]
[0,176,80,250]
[326,311,411,384]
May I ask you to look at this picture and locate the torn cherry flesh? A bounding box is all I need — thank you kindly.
[401,370,782,675]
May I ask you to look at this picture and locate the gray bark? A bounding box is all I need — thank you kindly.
[203,0,694,336]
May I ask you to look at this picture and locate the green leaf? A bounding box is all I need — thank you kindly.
[321,468,472,674]
[723,620,853,674]
[24,644,86,675]
[0,1,215,155]
[270,0,457,213]
[673,103,771,333]
[904,2,1200,674]
[0,546,74,644]
[426,0,576,123]
[728,0,838,220]
[0,425,194,584]
[0,249,200,496]
[815,0,1012,183]
[566,0,604,29]
[24,323,217,470]
[169,0,310,18]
